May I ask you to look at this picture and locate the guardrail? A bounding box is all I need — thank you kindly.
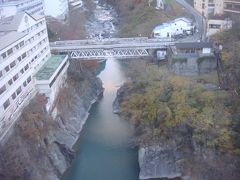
[49,37,173,47]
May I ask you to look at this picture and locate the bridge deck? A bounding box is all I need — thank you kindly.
[50,37,174,50]
[49,37,199,59]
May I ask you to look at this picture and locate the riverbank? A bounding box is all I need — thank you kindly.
[115,59,240,180]
[100,1,240,179]
[0,61,103,180]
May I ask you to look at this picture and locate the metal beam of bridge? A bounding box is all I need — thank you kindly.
[71,48,149,59]
[50,37,175,59]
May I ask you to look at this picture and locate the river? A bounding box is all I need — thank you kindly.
[63,1,139,180]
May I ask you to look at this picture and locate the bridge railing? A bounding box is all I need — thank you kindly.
[50,37,173,47]
[50,37,148,46]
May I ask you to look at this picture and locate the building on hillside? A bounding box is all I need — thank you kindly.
[194,0,240,16]
[194,0,225,18]
[0,12,50,138]
[194,0,240,17]
[34,55,69,111]
[169,42,216,76]
[173,42,213,55]
[193,0,236,36]
[153,23,172,38]
[0,0,44,19]
[44,0,69,20]
[153,17,194,38]
[207,17,232,36]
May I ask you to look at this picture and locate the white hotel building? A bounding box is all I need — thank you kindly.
[0,0,44,19]
[0,12,50,137]
[0,12,69,140]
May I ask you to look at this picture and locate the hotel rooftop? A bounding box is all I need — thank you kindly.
[35,55,68,81]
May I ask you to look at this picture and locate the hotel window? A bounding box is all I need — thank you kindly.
[3,99,10,110]
[24,64,29,71]
[10,61,16,68]
[16,87,22,95]
[20,41,24,47]
[209,24,221,29]
[7,48,13,56]
[27,76,31,83]
[8,79,13,85]
[5,66,10,72]
[12,93,16,100]
[1,52,7,59]
[0,85,6,95]
[20,68,24,74]
[18,56,22,62]
[13,74,19,81]
[23,81,27,87]
[15,44,19,50]
[22,53,27,59]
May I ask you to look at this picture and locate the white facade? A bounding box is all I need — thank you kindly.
[0,12,50,138]
[171,18,194,35]
[44,0,69,19]
[35,55,69,111]
[0,0,44,19]
[194,0,240,18]
[157,50,167,60]
[207,18,232,36]
[153,24,172,38]
[153,17,194,38]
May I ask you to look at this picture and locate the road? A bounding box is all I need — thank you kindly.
[176,0,207,41]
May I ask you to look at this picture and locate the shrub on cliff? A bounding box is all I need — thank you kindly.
[119,64,237,152]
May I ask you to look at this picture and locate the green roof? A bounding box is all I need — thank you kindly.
[35,55,67,81]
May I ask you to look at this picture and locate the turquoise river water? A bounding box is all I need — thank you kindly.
[63,59,139,180]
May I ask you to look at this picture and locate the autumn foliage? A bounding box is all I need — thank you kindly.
[119,64,238,152]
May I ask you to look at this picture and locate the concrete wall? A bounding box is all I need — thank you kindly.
[35,60,69,111]
[169,54,216,76]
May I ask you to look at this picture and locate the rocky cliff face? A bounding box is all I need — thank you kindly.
[0,61,103,180]
[116,81,240,180]
[138,133,240,180]
[114,57,240,180]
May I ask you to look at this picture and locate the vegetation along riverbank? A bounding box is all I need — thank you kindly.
[105,0,240,179]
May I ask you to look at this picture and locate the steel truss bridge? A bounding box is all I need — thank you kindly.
[50,37,177,59]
